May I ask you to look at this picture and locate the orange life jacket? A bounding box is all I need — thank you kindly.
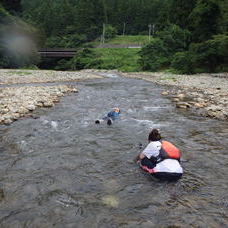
[157,140,181,162]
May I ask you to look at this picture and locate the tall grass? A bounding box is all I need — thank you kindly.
[93,48,141,72]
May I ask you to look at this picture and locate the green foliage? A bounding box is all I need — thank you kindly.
[171,52,193,74]
[93,48,141,72]
[0,56,10,68]
[139,25,191,71]
[1,0,22,16]
[189,0,221,42]
[108,35,149,45]
[171,34,228,73]
[105,25,117,40]
[7,71,32,75]
[218,0,228,33]
[0,3,12,23]
[70,48,102,70]
[22,0,103,41]
[54,59,72,71]
[157,24,191,54]
[1,0,226,73]
[139,38,169,71]
[45,34,87,48]
[190,34,228,73]
[168,0,197,29]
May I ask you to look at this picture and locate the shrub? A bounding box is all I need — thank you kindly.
[70,48,102,70]
[157,24,191,55]
[138,38,169,71]
[54,59,71,71]
[105,25,117,40]
[171,34,228,73]
[171,52,193,74]
[139,24,191,71]
[190,34,228,73]
[45,34,87,48]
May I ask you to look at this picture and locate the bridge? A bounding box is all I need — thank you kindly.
[38,45,142,58]
[38,48,77,58]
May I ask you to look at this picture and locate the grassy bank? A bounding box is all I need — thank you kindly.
[90,35,149,47]
[92,48,141,72]
[107,35,149,45]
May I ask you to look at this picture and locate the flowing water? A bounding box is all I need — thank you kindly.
[0,75,228,227]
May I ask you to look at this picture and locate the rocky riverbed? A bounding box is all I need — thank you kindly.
[0,69,103,85]
[120,72,228,121]
[1,69,228,124]
[0,69,103,125]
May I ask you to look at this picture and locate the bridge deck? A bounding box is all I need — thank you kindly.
[38,48,77,58]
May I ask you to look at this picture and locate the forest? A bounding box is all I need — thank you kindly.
[0,0,227,73]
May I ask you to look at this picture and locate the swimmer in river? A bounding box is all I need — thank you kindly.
[95,107,121,125]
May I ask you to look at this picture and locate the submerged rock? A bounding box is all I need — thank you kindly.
[102,195,119,208]
[161,91,169,96]
[176,102,191,109]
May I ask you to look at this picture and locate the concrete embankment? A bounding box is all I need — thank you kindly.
[120,72,228,121]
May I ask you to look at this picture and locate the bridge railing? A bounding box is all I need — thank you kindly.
[38,48,77,58]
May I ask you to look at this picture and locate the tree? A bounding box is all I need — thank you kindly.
[1,0,22,15]
[139,38,169,71]
[171,34,228,73]
[190,0,221,42]
[158,24,192,53]
[168,0,197,29]
[217,0,228,33]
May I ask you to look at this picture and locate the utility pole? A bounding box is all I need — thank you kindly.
[100,35,103,45]
[102,23,106,44]
[122,22,126,36]
[148,24,152,42]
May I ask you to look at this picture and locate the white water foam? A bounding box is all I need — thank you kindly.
[133,118,166,129]
[143,106,167,111]
[100,73,119,78]
[134,118,154,128]
[51,121,58,129]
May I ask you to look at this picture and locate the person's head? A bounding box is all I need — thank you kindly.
[148,129,161,141]
[113,107,120,113]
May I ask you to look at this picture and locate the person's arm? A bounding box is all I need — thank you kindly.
[134,152,146,163]
[134,141,159,163]
[107,111,112,117]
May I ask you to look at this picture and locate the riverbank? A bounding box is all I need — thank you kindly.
[1,69,228,124]
[120,72,228,121]
[0,69,103,85]
[0,69,103,125]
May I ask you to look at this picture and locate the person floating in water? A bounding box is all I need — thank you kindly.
[95,107,121,125]
[135,128,183,181]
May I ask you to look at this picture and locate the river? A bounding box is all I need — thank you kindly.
[0,75,228,227]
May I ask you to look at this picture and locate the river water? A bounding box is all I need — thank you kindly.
[0,75,228,227]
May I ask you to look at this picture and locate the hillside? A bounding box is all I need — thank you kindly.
[82,35,147,72]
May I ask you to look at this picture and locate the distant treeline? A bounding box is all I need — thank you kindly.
[0,0,227,73]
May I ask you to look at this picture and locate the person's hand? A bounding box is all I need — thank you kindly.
[133,155,140,163]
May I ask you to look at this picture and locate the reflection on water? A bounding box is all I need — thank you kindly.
[0,77,228,227]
